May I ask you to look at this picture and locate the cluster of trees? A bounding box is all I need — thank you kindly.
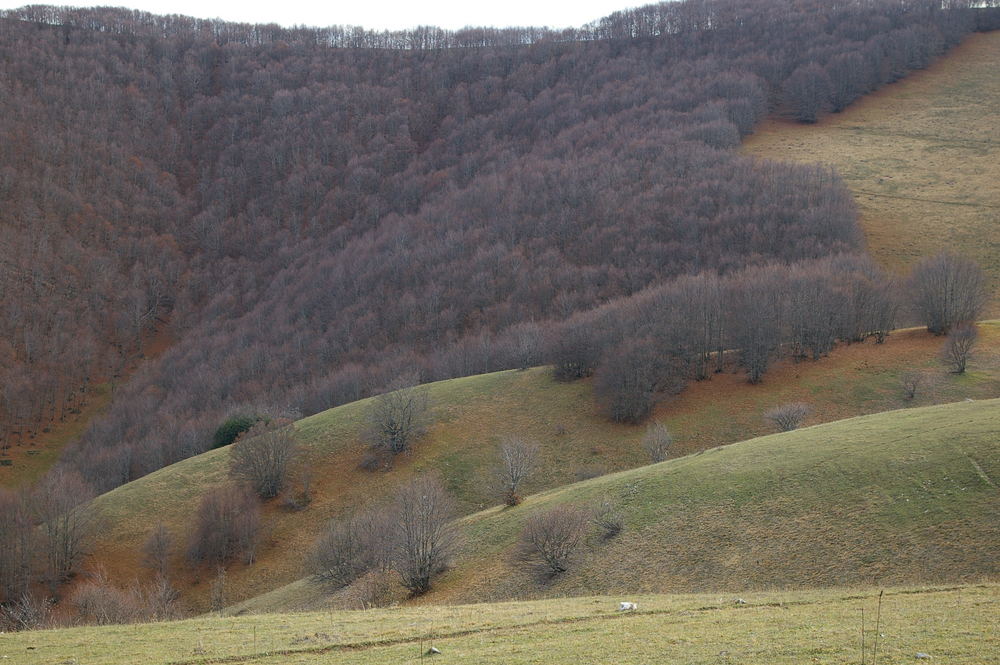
[0,1,992,493]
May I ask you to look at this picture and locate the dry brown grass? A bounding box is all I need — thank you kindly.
[743,31,1000,316]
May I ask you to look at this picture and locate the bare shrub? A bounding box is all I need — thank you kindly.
[763,402,811,432]
[69,569,165,625]
[518,505,591,577]
[391,476,458,595]
[941,324,978,374]
[141,523,172,577]
[366,376,430,458]
[593,500,624,540]
[0,592,54,631]
[642,421,673,463]
[186,485,260,567]
[228,419,299,500]
[909,252,988,335]
[495,435,538,506]
[900,370,926,400]
[282,469,313,511]
[308,508,392,589]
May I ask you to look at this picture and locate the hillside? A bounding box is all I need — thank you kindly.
[743,30,1000,315]
[84,323,1000,613]
[243,397,1000,614]
[8,584,998,665]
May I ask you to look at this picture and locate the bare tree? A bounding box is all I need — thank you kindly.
[228,419,299,500]
[900,370,927,400]
[495,435,538,506]
[941,324,978,374]
[763,403,811,432]
[642,421,673,463]
[0,489,34,603]
[141,523,172,578]
[366,376,431,458]
[391,476,458,595]
[186,485,260,567]
[518,504,591,577]
[33,469,96,584]
[909,252,988,335]
[308,508,393,589]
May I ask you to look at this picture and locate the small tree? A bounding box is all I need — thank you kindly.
[942,324,978,374]
[909,252,988,335]
[141,523,172,578]
[391,476,458,595]
[366,377,430,458]
[229,420,298,499]
[308,508,392,589]
[899,370,926,400]
[187,485,260,567]
[33,469,96,585]
[642,421,673,463]
[763,403,811,432]
[495,435,538,506]
[518,505,591,577]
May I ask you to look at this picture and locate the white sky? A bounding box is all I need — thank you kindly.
[0,1,641,30]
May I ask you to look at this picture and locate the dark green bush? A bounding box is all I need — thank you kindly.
[211,416,258,450]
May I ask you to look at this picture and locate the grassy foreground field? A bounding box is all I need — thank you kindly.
[7,584,998,665]
[84,323,1000,612]
[743,31,1000,315]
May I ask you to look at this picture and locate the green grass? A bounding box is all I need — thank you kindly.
[246,398,999,611]
[7,584,997,664]
[86,325,1000,612]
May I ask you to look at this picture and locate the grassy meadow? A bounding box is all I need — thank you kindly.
[6,584,997,665]
[743,31,1000,315]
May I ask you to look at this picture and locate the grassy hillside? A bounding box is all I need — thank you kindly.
[743,30,1000,315]
[9,584,998,664]
[84,324,1000,613]
[239,397,1000,612]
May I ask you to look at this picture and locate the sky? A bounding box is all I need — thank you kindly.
[0,1,640,30]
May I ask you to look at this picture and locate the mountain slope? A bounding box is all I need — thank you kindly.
[82,323,1000,613]
[244,396,1000,613]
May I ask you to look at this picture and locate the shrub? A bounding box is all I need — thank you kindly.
[763,403,811,432]
[900,370,926,400]
[642,421,673,462]
[186,485,260,566]
[593,501,624,540]
[941,324,978,374]
[228,420,299,499]
[366,376,430,458]
[212,415,260,449]
[909,252,988,335]
[495,435,538,506]
[518,505,591,577]
[141,523,171,577]
[308,509,392,589]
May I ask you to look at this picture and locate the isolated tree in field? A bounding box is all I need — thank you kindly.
[899,370,927,400]
[391,476,458,595]
[495,435,539,506]
[228,419,298,499]
[308,508,393,589]
[141,523,172,578]
[33,469,96,584]
[909,252,988,335]
[642,421,673,463]
[518,504,591,577]
[763,403,811,432]
[366,377,430,458]
[941,324,978,374]
[186,485,260,566]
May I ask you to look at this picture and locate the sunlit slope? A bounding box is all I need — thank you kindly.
[9,585,998,665]
[89,325,1000,612]
[743,31,1000,315]
[246,398,1000,612]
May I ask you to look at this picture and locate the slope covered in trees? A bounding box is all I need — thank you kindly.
[0,0,991,492]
